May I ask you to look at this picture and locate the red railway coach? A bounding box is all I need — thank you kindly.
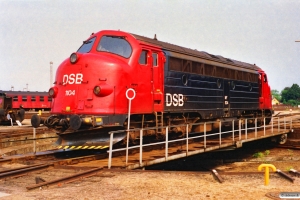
[0,91,52,111]
[0,93,25,125]
[31,30,272,148]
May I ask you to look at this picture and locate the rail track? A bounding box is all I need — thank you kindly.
[1,161,300,191]
[0,113,297,167]
[0,136,299,200]
[0,113,299,199]
[0,149,109,190]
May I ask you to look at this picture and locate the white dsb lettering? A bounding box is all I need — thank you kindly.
[166,93,184,106]
[63,73,83,84]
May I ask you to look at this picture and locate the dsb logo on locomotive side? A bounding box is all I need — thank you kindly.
[166,93,184,106]
[63,73,83,85]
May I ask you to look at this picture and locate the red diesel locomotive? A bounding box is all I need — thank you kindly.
[31,30,272,147]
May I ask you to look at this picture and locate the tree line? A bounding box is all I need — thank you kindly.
[272,83,300,106]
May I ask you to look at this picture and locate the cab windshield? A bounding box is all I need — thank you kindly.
[77,37,96,53]
[97,36,132,58]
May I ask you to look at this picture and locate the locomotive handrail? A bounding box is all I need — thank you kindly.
[107,115,292,169]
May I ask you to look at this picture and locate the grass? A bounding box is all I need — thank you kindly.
[253,150,271,158]
[252,150,272,163]
[285,166,294,171]
[253,152,264,158]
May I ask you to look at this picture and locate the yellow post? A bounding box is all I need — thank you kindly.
[38,110,42,116]
[258,164,276,186]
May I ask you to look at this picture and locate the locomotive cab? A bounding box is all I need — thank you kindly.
[31,30,166,147]
[258,70,272,110]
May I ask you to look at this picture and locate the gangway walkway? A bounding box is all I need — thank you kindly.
[104,116,293,170]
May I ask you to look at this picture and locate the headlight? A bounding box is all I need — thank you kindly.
[70,53,78,64]
[48,87,58,98]
[93,86,101,96]
[93,85,113,97]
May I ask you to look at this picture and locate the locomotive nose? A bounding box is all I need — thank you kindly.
[51,51,128,115]
[48,47,130,148]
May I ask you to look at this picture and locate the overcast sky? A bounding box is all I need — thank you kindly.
[0,0,300,92]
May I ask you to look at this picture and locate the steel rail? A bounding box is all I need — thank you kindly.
[0,153,108,180]
[0,163,52,179]
[276,169,295,183]
[26,167,103,190]
[277,145,300,150]
[289,169,300,177]
[0,163,46,174]
[212,169,224,183]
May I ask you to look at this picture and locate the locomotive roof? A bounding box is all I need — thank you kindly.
[131,33,262,72]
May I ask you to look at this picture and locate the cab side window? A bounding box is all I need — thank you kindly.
[139,50,148,65]
[264,75,268,83]
[152,53,158,67]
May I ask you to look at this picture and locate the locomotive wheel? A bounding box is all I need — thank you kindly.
[278,134,288,145]
[70,115,82,130]
[31,114,41,128]
[264,114,272,125]
[264,110,272,125]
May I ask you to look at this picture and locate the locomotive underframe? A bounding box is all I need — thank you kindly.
[34,106,272,146]
[123,108,272,143]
